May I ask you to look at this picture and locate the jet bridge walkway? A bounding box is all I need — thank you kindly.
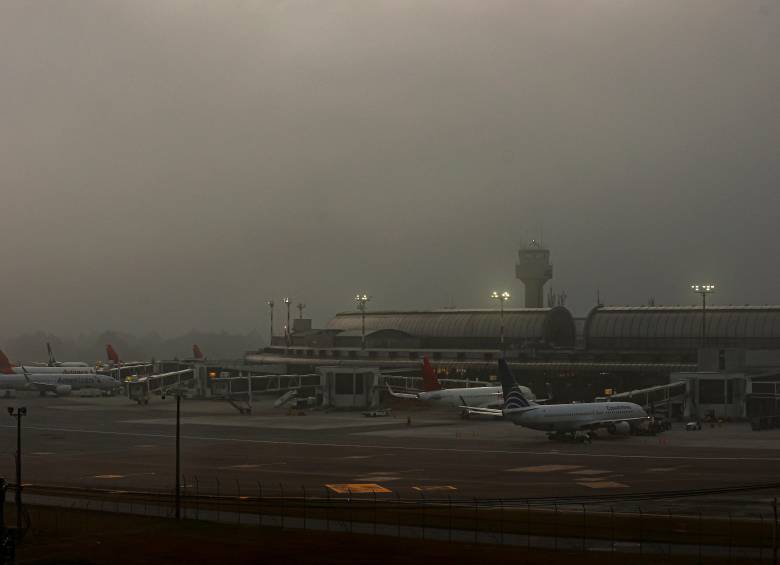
[127,369,194,404]
[603,381,689,417]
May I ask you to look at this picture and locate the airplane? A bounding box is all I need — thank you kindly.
[0,356,119,396]
[385,357,540,413]
[101,344,151,378]
[45,342,91,368]
[462,359,649,442]
[0,349,95,375]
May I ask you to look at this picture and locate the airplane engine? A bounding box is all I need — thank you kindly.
[55,384,72,396]
[608,421,631,435]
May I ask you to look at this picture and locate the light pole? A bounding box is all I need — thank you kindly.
[161,389,184,519]
[491,290,511,355]
[691,284,715,347]
[283,297,291,345]
[7,406,27,537]
[354,293,370,349]
[266,300,274,344]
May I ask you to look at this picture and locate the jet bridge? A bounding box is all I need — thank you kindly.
[127,369,194,404]
[603,381,689,419]
[211,373,320,414]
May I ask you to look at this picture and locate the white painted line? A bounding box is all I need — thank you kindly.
[4,425,780,463]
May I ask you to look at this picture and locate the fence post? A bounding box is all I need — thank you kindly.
[448,494,453,544]
[348,488,353,534]
[774,497,778,565]
[302,486,307,531]
[396,491,401,539]
[258,482,263,528]
[473,498,479,545]
[420,492,426,541]
[698,510,703,564]
[729,511,733,563]
[236,479,242,525]
[325,487,330,532]
[499,499,504,546]
[611,506,615,554]
[279,483,285,530]
[373,490,377,536]
[581,503,587,553]
[216,477,221,522]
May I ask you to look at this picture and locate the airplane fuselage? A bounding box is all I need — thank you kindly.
[0,373,118,394]
[507,401,647,433]
[420,385,535,408]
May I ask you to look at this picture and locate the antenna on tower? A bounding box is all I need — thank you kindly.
[596,288,603,307]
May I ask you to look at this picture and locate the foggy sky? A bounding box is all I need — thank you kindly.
[1,1,779,338]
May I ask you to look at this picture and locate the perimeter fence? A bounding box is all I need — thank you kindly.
[8,480,780,562]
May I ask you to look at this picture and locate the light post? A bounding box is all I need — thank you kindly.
[266,300,274,344]
[491,290,511,355]
[354,293,370,350]
[283,297,291,345]
[7,406,27,537]
[161,389,184,519]
[690,284,716,347]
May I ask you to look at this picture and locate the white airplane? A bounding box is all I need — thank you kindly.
[0,357,119,396]
[0,349,95,374]
[464,359,649,442]
[385,357,539,411]
[45,342,91,368]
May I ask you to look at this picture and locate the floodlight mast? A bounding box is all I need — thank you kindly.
[491,290,511,355]
[354,294,370,350]
[691,284,716,347]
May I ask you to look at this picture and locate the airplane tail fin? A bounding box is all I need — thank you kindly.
[106,344,120,364]
[47,342,56,366]
[193,344,204,360]
[498,358,531,409]
[0,350,16,374]
[421,357,441,392]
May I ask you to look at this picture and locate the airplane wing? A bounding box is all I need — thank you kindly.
[459,396,504,416]
[385,383,419,400]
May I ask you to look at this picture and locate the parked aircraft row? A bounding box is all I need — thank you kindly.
[387,357,649,442]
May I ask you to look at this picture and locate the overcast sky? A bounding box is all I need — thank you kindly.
[1,1,778,337]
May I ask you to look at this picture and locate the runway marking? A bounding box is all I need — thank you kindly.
[569,469,611,476]
[6,424,780,463]
[326,483,391,494]
[353,475,401,482]
[217,462,286,470]
[508,465,583,473]
[342,455,376,460]
[31,452,55,456]
[577,481,629,489]
[94,474,124,479]
[646,467,679,472]
[412,485,457,492]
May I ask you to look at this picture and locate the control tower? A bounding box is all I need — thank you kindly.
[515,240,553,308]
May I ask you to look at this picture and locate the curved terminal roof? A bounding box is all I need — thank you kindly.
[585,306,780,351]
[327,307,576,347]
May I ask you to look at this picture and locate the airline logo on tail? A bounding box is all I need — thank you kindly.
[421,357,441,392]
[106,344,120,364]
[498,358,531,409]
[0,350,15,375]
[193,344,204,360]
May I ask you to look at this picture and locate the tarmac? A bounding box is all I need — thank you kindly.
[1,393,779,516]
